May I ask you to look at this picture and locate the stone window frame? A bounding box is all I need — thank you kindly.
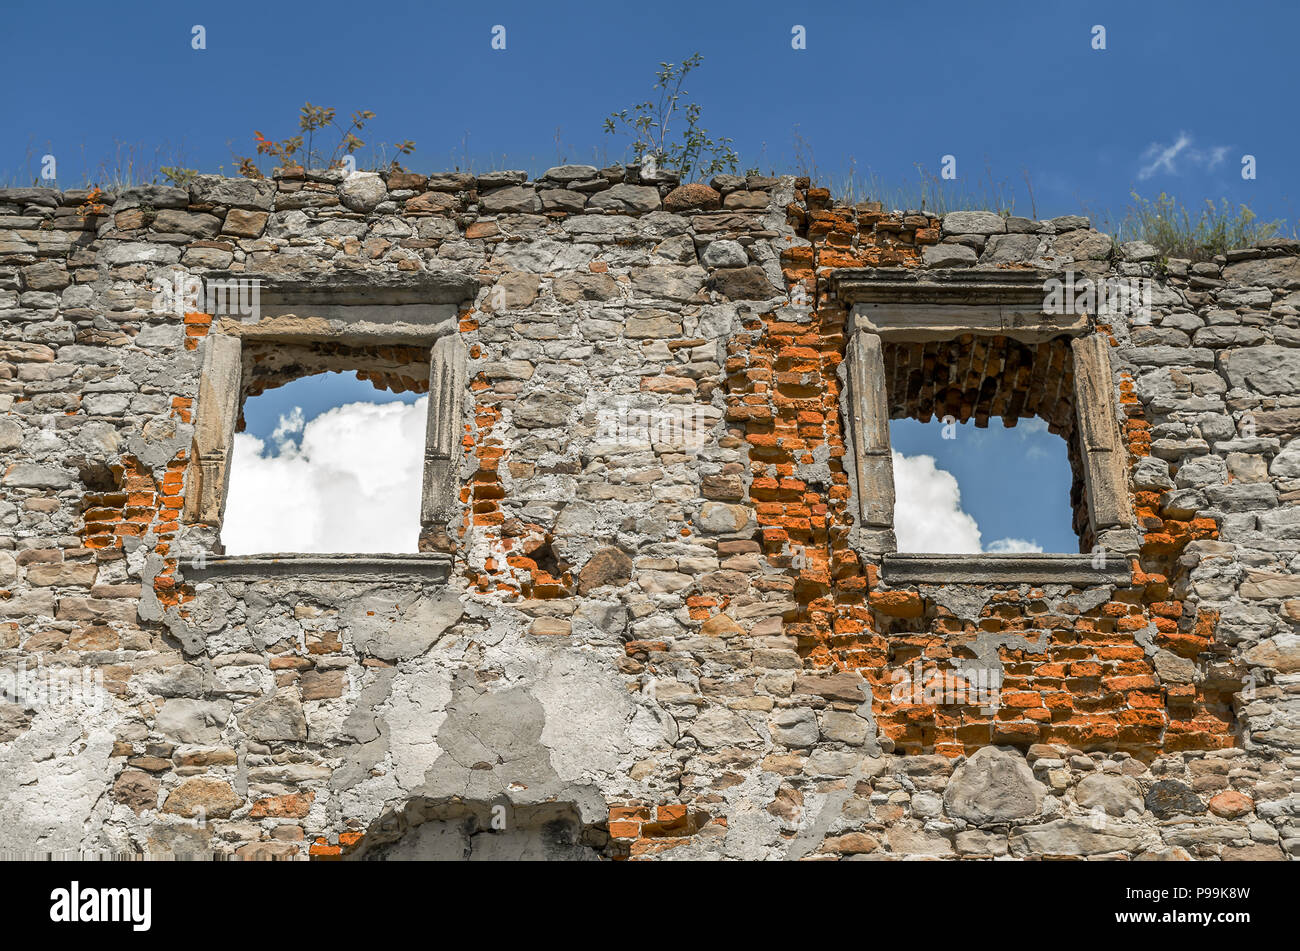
[833,268,1134,585]
[181,273,472,573]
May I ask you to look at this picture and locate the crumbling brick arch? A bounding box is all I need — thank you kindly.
[341,797,607,861]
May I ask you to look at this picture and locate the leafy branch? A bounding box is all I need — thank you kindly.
[603,53,738,183]
[75,186,106,220]
[235,103,415,179]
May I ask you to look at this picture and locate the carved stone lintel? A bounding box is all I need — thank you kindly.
[883,553,1131,585]
[837,269,1087,343]
[187,553,453,582]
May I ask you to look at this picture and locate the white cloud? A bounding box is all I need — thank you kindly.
[270,405,305,445]
[1137,132,1231,180]
[1014,416,1053,460]
[985,537,1044,554]
[222,398,428,554]
[1137,132,1190,179]
[891,452,1047,555]
[891,451,982,553]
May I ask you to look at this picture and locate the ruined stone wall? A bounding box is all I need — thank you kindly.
[1,163,1296,859]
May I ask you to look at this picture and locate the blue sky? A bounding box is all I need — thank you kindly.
[891,419,1078,554]
[3,0,1296,228]
[242,372,419,451]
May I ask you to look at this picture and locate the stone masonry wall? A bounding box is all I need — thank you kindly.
[1,162,1297,859]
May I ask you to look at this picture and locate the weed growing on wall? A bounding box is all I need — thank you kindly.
[603,53,739,182]
[234,103,415,179]
[1117,192,1285,261]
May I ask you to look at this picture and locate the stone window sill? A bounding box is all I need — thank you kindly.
[186,553,453,583]
[880,553,1130,586]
